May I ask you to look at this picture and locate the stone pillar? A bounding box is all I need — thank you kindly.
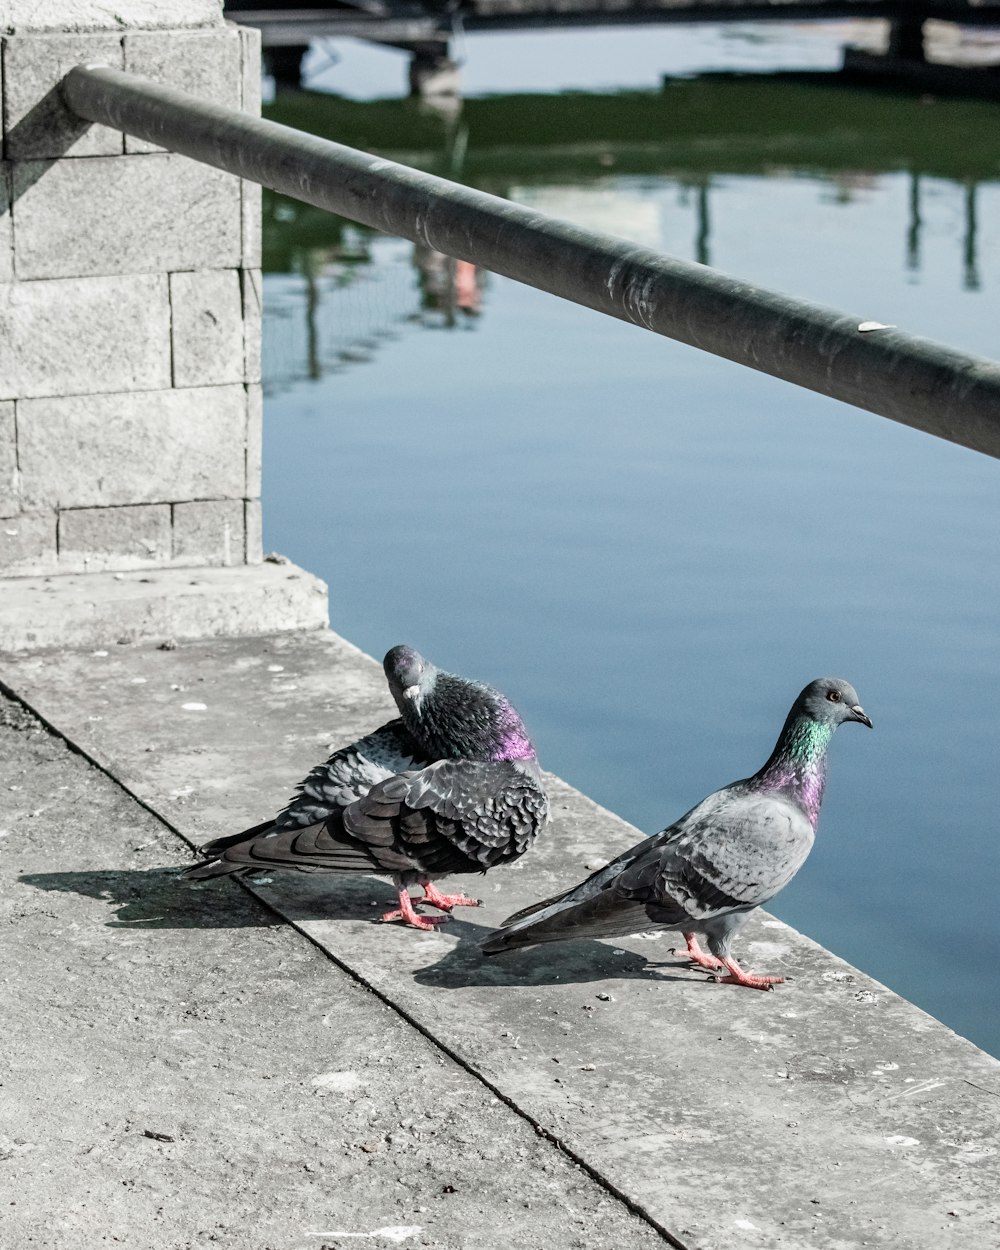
[0,3,327,649]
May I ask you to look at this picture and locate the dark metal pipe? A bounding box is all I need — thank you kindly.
[63,64,1000,460]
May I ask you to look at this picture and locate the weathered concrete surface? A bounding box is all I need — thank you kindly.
[18,384,248,509]
[124,26,242,153]
[172,498,246,566]
[170,268,246,387]
[0,564,328,652]
[4,629,998,1250]
[2,693,667,1250]
[0,274,171,402]
[12,153,242,280]
[2,32,125,158]
[0,401,17,514]
[58,501,172,572]
[0,170,12,282]
[0,509,58,575]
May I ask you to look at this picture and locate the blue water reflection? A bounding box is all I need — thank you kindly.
[262,31,1000,1054]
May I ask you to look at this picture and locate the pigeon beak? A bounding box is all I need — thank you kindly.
[849,704,872,728]
[402,684,420,701]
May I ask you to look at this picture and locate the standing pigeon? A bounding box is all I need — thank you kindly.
[481,678,871,988]
[184,646,549,931]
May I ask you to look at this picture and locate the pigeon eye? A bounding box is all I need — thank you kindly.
[826,690,842,703]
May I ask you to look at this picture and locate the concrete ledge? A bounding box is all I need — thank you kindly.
[0,686,664,1250]
[0,563,329,652]
[3,628,997,1249]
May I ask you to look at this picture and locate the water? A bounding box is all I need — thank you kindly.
[260,25,1000,1055]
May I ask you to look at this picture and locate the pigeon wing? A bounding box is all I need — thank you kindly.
[342,757,550,876]
[183,720,429,877]
[482,789,812,952]
[188,757,549,881]
[274,719,427,830]
[619,790,815,922]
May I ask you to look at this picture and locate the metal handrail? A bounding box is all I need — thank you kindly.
[63,64,1000,461]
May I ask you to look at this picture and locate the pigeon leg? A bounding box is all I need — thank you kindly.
[421,881,482,912]
[714,956,784,991]
[380,888,449,931]
[671,932,724,970]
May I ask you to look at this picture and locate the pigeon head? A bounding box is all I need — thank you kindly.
[383,645,438,714]
[794,678,872,730]
[755,677,871,826]
[383,645,536,763]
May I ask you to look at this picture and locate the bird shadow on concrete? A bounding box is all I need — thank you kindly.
[17,867,438,931]
[17,867,285,929]
[411,912,704,990]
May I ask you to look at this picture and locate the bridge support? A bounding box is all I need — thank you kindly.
[887,10,926,63]
[264,43,311,92]
[0,3,327,651]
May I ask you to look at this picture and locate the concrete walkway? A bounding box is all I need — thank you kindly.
[4,629,1000,1249]
[0,692,664,1250]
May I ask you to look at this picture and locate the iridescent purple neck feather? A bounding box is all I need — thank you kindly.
[405,672,537,764]
[754,715,835,828]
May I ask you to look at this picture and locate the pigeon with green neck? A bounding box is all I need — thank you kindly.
[184,646,549,931]
[481,677,871,989]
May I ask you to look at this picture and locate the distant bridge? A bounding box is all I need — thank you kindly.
[226,0,1000,91]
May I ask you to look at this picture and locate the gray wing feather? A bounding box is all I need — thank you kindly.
[483,787,813,952]
[628,791,815,921]
[384,757,549,866]
[276,720,426,830]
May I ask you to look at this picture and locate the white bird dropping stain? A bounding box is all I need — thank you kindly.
[308,1228,421,1243]
[181,702,208,711]
[311,1071,362,1093]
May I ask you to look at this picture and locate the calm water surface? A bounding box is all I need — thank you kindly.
[261,26,1000,1055]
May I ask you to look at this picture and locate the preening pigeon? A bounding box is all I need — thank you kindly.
[481,677,871,989]
[184,646,549,931]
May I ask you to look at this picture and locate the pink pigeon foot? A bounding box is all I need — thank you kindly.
[670,932,724,971]
[421,882,483,912]
[379,888,449,931]
[714,956,785,991]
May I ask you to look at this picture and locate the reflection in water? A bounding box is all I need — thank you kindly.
[261,74,995,394]
[263,237,488,395]
[694,179,711,267]
[906,170,921,274]
[414,244,485,324]
[964,181,980,292]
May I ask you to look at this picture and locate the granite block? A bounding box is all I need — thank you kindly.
[58,502,171,571]
[170,268,244,388]
[172,498,244,566]
[3,32,123,159]
[0,273,170,401]
[18,384,247,509]
[123,27,241,154]
[0,508,56,574]
[12,153,241,279]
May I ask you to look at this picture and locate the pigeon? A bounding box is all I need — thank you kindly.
[183,645,549,931]
[481,677,871,989]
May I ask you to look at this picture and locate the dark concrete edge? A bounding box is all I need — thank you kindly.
[0,673,690,1250]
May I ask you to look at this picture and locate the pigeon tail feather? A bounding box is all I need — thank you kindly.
[482,890,654,954]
